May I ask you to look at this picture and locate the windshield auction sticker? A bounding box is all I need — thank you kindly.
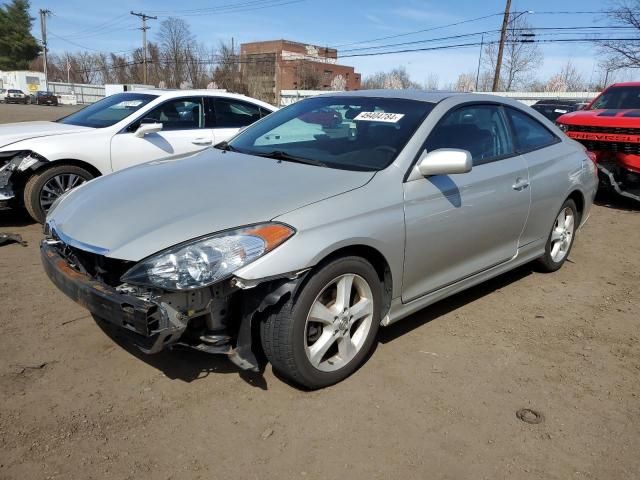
[354,112,405,123]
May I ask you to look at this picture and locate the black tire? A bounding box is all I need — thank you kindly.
[261,256,382,389]
[536,199,578,272]
[23,164,95,223]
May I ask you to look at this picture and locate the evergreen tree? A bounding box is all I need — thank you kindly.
[0,0,42,70]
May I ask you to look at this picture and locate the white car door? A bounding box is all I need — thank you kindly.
[110,96,213,171]
[204,97,270,144]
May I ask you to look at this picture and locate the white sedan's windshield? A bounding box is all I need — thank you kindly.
[58,93,158,128]
[226,96,433,171]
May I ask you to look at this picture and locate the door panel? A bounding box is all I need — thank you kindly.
[402,157,530,302]
[402,103,531,303]
[110,97,211,171]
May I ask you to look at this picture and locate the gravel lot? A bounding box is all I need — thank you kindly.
[0,103,638,480]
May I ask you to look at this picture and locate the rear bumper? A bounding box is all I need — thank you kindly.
[40,241,186,352]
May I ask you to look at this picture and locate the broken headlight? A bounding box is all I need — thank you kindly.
[121,223,295,290]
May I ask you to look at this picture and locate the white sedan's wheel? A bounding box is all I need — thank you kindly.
[261,256,381,389]
[304,274,374,372]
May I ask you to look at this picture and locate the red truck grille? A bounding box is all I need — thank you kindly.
[577,140,640,155]
[566,125,640,155]
[568,125,640,135]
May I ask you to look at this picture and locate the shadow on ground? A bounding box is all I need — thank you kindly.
[380,265,534,344]
[93,316,269,390]
[595,190,640,212]
[0,209,36,228]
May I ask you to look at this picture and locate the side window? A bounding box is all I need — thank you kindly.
[506,108,558,152]
[213,99,263,128]
[426,104,514,166]
[139,98,203,131]
[259,106,272,118]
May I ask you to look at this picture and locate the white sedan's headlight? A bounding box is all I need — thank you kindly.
[121,223,295,290]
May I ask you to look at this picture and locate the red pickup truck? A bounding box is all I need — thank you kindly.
[556,82,640,202]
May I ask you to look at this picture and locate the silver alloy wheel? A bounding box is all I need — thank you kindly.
[39,174,86,211]
[304,273,374,372]
[550,207,575,262]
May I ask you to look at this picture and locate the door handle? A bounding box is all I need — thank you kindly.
[192,138,212,146]
[512,178,530,191]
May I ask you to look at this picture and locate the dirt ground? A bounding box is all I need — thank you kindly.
[0,104,638,480]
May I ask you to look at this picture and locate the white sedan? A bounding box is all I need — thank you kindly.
[0,90,276,222]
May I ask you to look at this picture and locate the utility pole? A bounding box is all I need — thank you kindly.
[39,9,52,90]
[130,11,157,85]
[475,33,485,92]
[492,0,511,92]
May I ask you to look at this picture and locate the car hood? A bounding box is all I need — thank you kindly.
[557,109,640,128]
[49,149,375,261]
[0,121,92,148]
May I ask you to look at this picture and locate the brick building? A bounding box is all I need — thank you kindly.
[240,39,361,105]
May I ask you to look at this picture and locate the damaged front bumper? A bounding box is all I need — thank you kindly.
[0,151,47,207]
[41,240,307,372]
[41,240,187,352]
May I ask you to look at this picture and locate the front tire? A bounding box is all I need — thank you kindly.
[261,256,382,389]
[23,164,94,223]
[536,199,578,272]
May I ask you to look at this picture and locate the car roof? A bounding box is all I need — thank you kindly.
[320,89,455,103]
[128,89,277,110]
[314,89,530,108]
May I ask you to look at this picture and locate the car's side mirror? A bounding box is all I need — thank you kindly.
[417,148,473,176]
[134,121,163,138]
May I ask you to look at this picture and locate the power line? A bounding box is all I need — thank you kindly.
[330,12,505,49]
[48,31,133,54]
[330,9,619,50]
[340,25,637,54]
[146,0,308,17]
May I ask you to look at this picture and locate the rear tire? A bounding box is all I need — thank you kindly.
[536,199,578,272]
[261,256,382,389]
[24,164,94,223]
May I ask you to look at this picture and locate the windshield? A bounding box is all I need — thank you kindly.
[225,96,433,171]
[58,92,158,128]
[590,86,640,110]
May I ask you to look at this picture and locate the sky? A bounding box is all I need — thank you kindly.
[30,0,637,87]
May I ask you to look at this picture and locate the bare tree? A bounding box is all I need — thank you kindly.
[185,43,210,88]
[213,41,245,93]
[424,73,439,91]
[454,72,476,92]
[601,1,640,68]
[296,61,322,89]
[543,61,585,92]
[483,16,543,91]
[157,17,194,88]
[362,66,421,89]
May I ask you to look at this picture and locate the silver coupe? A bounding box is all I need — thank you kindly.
[41,91,598,389]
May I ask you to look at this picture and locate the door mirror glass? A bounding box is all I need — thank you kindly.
[417,148,472,176]
[134,122,163,138]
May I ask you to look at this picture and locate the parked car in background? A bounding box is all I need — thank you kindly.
[33,91,59,106]
[557,82,640,202]
[0,89,7,102]
[42,90,597,389]
[0,90,276,222]
[4,89,29,104]
[531,99,583,122]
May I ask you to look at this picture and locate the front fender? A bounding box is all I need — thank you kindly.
[233,172,406,298]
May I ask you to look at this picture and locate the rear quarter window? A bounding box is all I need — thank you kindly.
[506,107,560,152]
